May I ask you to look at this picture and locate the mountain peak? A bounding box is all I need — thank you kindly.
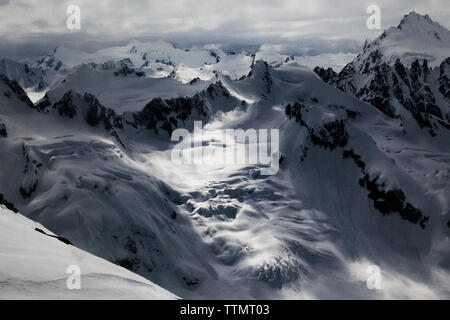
[352,12,450,68]
[399,11,432,26]
[397,11,447,33]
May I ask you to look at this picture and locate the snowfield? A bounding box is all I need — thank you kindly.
[0,205,177,299]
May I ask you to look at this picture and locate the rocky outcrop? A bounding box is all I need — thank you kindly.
[342,148,429,229]
[315,57,450,136]
[0,74,35,108]
[0,118,7,137]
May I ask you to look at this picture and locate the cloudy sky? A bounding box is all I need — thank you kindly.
[0,0,449,60]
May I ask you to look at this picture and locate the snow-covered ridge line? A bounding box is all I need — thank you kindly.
[0,38,356,105]
[0,205,177,299]
[31,78,245,144]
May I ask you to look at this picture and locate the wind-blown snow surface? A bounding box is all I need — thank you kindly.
[0,205,177,299]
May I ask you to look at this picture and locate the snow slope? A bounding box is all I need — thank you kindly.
[42,64,215,113]
[0,205,177,299]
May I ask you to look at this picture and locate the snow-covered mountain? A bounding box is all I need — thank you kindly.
[0,204,176,299]
[1,52,449,298]
[315,12,450,137]
[28,41,255,97]
[354,11,450,69]
[0,59,46,91]
[0,12,449,300]
[1,39,355,108]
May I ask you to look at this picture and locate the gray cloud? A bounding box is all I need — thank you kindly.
[0,0,449,60]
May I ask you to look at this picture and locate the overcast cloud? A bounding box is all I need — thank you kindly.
[0,0,449,60]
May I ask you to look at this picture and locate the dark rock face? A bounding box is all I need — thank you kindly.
[315,54,450,136]
[54,91,78,118]
[342,148,429,229]
[0,74,35,108]
[314,66,337,84]
[359,62,397,118]
[88,59,146,77]
[85,93,123,131]
[285,102,349,151]
[439,57,450,103]
[34,227,72,245]
[33,80,234,147]
[0,59,47,91]
[183,276,200,287]
[309,120,349,151]
[20,145,41,200]
[0,193,18,213]
[345,109,361,119]
[343,149,365,170]
[36,91,127,147]
[117,257,141,272]
[285,102,308,127]
[131,95,208,136]
[0,119,6,137]
[286,100,429,229]
[359,174,429,229]
[34,94,52,111]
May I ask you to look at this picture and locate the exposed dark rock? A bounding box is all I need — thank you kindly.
[0,74,34,108]
[285,102,307,127]
[343,149,366,171]
[359,173,429,228]
[286,102,349,151]
[34,227,72,245]
[0,119,7,137]
[357,62,397,118]
[345,109,361,120]
[438,57,450,103]
[341,146,429,229]
[131,95,208,136]
[313,67,337,84]
[182,276,199,287]
[20,145,41,199]
[54,91,78,118]
[309,120,349,151]
[0,193,18,213]
[116,257,141,272]
[85,93,123,130]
